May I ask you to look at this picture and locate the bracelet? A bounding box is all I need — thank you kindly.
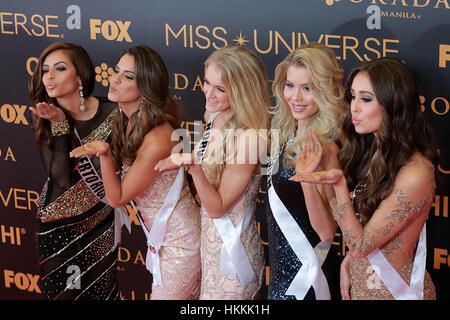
[50,119,70,136]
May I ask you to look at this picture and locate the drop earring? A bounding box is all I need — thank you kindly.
[79,84,86,112]
[137,98,145,118]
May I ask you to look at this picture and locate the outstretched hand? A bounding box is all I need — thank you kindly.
[295,128,323,174]
[154,153,198,172]
[70,140,110,158]
[289,168,344,185]
[30,102,65,122]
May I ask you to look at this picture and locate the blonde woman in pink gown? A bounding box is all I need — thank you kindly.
[71,45,201,299]
[156,45,271,299]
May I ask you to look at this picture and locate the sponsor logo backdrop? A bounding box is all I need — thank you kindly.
[0,0,448,299]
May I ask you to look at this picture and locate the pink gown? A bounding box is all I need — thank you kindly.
[129,167,201,300]
[199,164,265,300]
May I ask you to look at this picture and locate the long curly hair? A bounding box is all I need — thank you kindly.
[203,45,271,188]
[271,42,346,167]
[339,57,440,220]
[110,45,179,169]
[29,42,95,147]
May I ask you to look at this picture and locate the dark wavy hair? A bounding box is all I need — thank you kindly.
[29,42,95,147]
[110,45,179,169]
[339,57,440,220]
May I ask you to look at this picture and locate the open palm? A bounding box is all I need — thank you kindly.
[30,102,65,122]
[295,128,323,174]
[70,140,110,158]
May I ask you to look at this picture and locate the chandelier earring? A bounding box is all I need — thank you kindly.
[138,98,145,118]
[79,83,86,112]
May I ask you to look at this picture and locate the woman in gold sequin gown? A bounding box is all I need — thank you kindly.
[29,42,119,299]
[291,57,438,300]
[156,45,271,299]
[71,46,201,300]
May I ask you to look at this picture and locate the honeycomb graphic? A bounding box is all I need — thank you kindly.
[95,63,114,87]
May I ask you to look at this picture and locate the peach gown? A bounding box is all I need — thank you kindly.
[127,167,201,300]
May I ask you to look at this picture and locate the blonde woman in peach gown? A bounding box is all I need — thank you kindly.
[156,45,271,299]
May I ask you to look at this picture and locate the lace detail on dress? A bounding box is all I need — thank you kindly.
[132,169,201,299]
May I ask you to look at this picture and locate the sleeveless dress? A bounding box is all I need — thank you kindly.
[199,166,264,300]
[348,191,436,300]
[36,98,119,300]
[265,152,341,300]
[196,111,264,299]
[129,168,201,300]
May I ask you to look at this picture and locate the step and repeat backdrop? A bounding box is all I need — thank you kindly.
[0,0,448,300]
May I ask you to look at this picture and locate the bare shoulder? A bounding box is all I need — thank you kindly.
[397,153,435,186]
[139,122,177,159]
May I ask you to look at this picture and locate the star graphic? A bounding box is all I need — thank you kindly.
[233,31,250,46]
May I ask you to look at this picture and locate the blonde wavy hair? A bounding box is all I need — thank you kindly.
[271,43,345,167]
[203,45,271,187]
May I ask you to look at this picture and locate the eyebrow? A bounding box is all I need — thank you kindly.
[42,61,67,67]
[115,65,135,75]
[350,88,374,95]
[286,78,310,86]
[204,76,225,90]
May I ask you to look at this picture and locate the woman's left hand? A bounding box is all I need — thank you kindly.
[295,128,323,174]
[289,168,344,185]
[70,140,110,158]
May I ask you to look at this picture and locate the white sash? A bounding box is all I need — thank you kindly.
[73,129,131,250]
[214,203,257,289]
[196,111,256,288]
[130,167,185,287]
[267,143,331,300]
[367,222,427,300]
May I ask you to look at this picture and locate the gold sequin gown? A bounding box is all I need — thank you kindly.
[344,161,436,300]
[132,169,201,300]
[35,98,119,300]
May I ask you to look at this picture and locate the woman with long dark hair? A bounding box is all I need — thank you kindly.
[29,42,119,299]
[70,45,201,300]
[291,57,438,300]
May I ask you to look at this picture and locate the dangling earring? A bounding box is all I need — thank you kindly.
[137,98,145,118]
[118,103,122,113]
[79,83,86,111]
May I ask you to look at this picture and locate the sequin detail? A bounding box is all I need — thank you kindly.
[40,180,101,222]
[40,220,117,300]
[50,119,70,136]
[81,108,117,144]
[38,204,113,263]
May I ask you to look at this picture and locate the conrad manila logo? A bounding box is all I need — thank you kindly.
[324,0,449,24]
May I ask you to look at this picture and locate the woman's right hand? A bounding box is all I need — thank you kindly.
[70,140,111,158]
[154,153,199,172]
[340,254,351,300]
[30,102,66,122]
